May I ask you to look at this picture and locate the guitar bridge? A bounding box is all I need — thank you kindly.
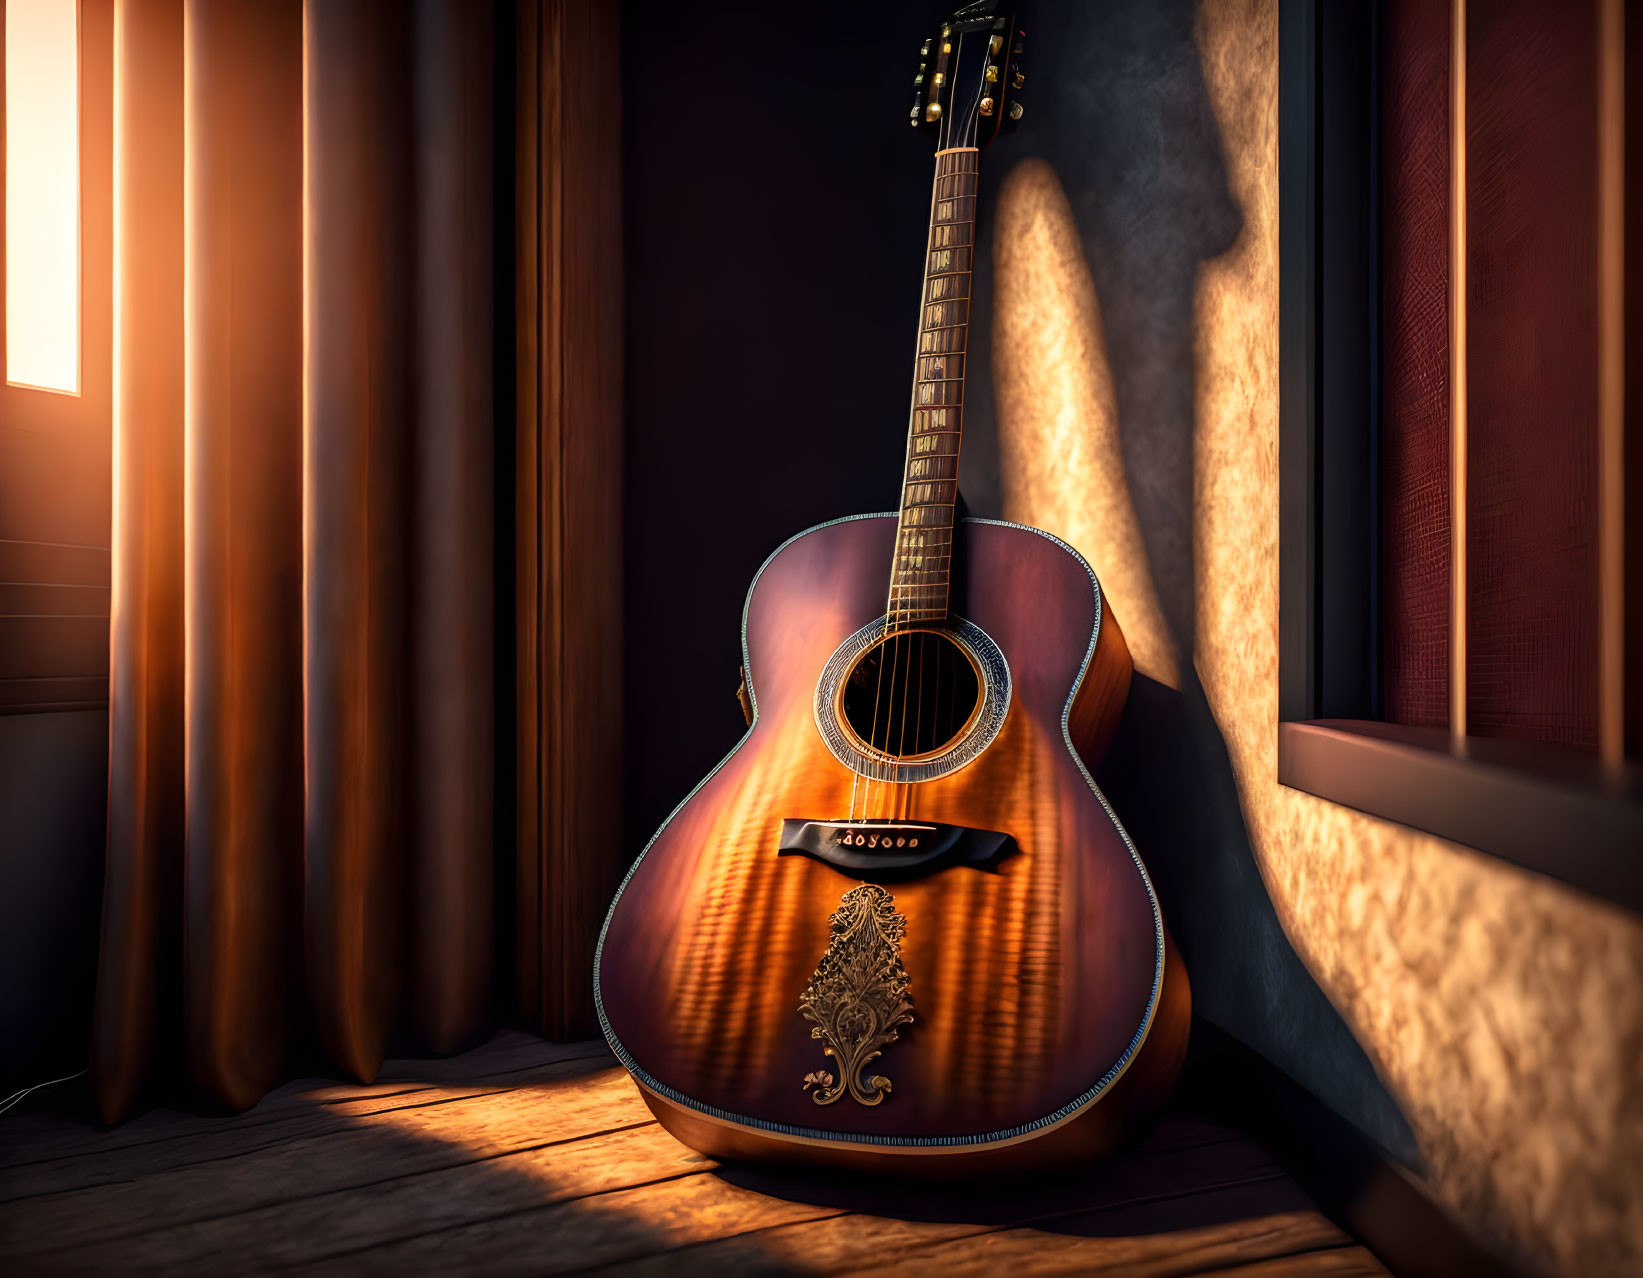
[778,818,1016,881]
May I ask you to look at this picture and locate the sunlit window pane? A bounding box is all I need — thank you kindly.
[6,0,80,395]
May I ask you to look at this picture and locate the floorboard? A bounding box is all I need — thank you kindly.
[0,1032,1390,1276]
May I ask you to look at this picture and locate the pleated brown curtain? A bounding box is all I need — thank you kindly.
[94,0,496,1122]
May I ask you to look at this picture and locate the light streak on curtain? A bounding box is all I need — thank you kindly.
[94,0,496,1121]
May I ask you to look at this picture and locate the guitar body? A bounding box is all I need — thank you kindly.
[597,514,1190,1175]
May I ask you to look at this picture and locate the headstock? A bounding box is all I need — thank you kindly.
[909,2,1024,151]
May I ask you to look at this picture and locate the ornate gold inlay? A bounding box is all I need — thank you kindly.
[797,884,915,1106]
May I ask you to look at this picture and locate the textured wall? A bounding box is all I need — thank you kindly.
[993,1,1643,1274]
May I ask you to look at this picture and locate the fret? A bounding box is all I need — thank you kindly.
[892,570,952,583]
[914,380,963,407]
[928,223,974,250]
[893,542,954,557]
[910,433,959,457]
[922,299,970,329]
[891,584,951,596]
[917,354,965,381]
[893,545,954,559]
[911,407,958,431]
[917,327,966,355]
[890,575,951,591]
[925,274,971,303]
[927,245,974,275]
[894,547,952,562]
[886,607,950,620]
[905,454,959,479]
[902,481,958,505]
[933,196,977,224]
[893,545,959,561]
[901,505,954,528]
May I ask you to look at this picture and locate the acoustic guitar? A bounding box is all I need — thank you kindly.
[597,0,1189,1175]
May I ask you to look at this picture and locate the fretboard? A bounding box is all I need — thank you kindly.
[887,147,978,629]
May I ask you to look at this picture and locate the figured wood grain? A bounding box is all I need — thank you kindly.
[598,516,1188,1172]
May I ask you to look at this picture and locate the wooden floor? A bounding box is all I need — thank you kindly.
[0,1031,1388,1276]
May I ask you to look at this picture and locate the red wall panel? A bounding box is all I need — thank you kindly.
[1465,0,1600,748]
[1380,0,1452,728]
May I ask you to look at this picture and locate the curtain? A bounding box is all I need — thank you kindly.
[94,0,496,1122]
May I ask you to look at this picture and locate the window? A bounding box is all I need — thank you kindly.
[0,0,112,714]
[1278,0,1641,912]
[6,0,80,394]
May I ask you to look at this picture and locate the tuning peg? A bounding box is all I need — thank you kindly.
[979,97,995,116]
[1009,100,1024,121]
[1012,70,1025,89]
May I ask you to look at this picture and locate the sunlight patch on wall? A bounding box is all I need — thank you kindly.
[993,159,1181,689]
[6,0,81,395]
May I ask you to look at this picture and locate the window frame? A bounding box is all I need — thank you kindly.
[0,0,114,715]
[1277,0,1643,916]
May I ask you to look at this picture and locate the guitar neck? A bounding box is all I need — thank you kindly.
[886,146,980,631]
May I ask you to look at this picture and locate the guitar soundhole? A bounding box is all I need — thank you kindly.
[839,629,983,761]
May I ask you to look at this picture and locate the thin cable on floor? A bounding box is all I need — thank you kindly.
[0,1066,89,1117]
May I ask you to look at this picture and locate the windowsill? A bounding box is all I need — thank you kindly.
[1278,720,1643,915]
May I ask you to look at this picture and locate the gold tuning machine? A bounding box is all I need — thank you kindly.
[1008,100,1024,121]
[979,97,994,116]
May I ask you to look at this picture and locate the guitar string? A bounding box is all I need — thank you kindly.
[899,29,987,825]
[880,46,949,825]
[932,54,985,820]
[859,26,990,826]
[896,29,967,823]
[867,34,957,827]
[861,43,948,825]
